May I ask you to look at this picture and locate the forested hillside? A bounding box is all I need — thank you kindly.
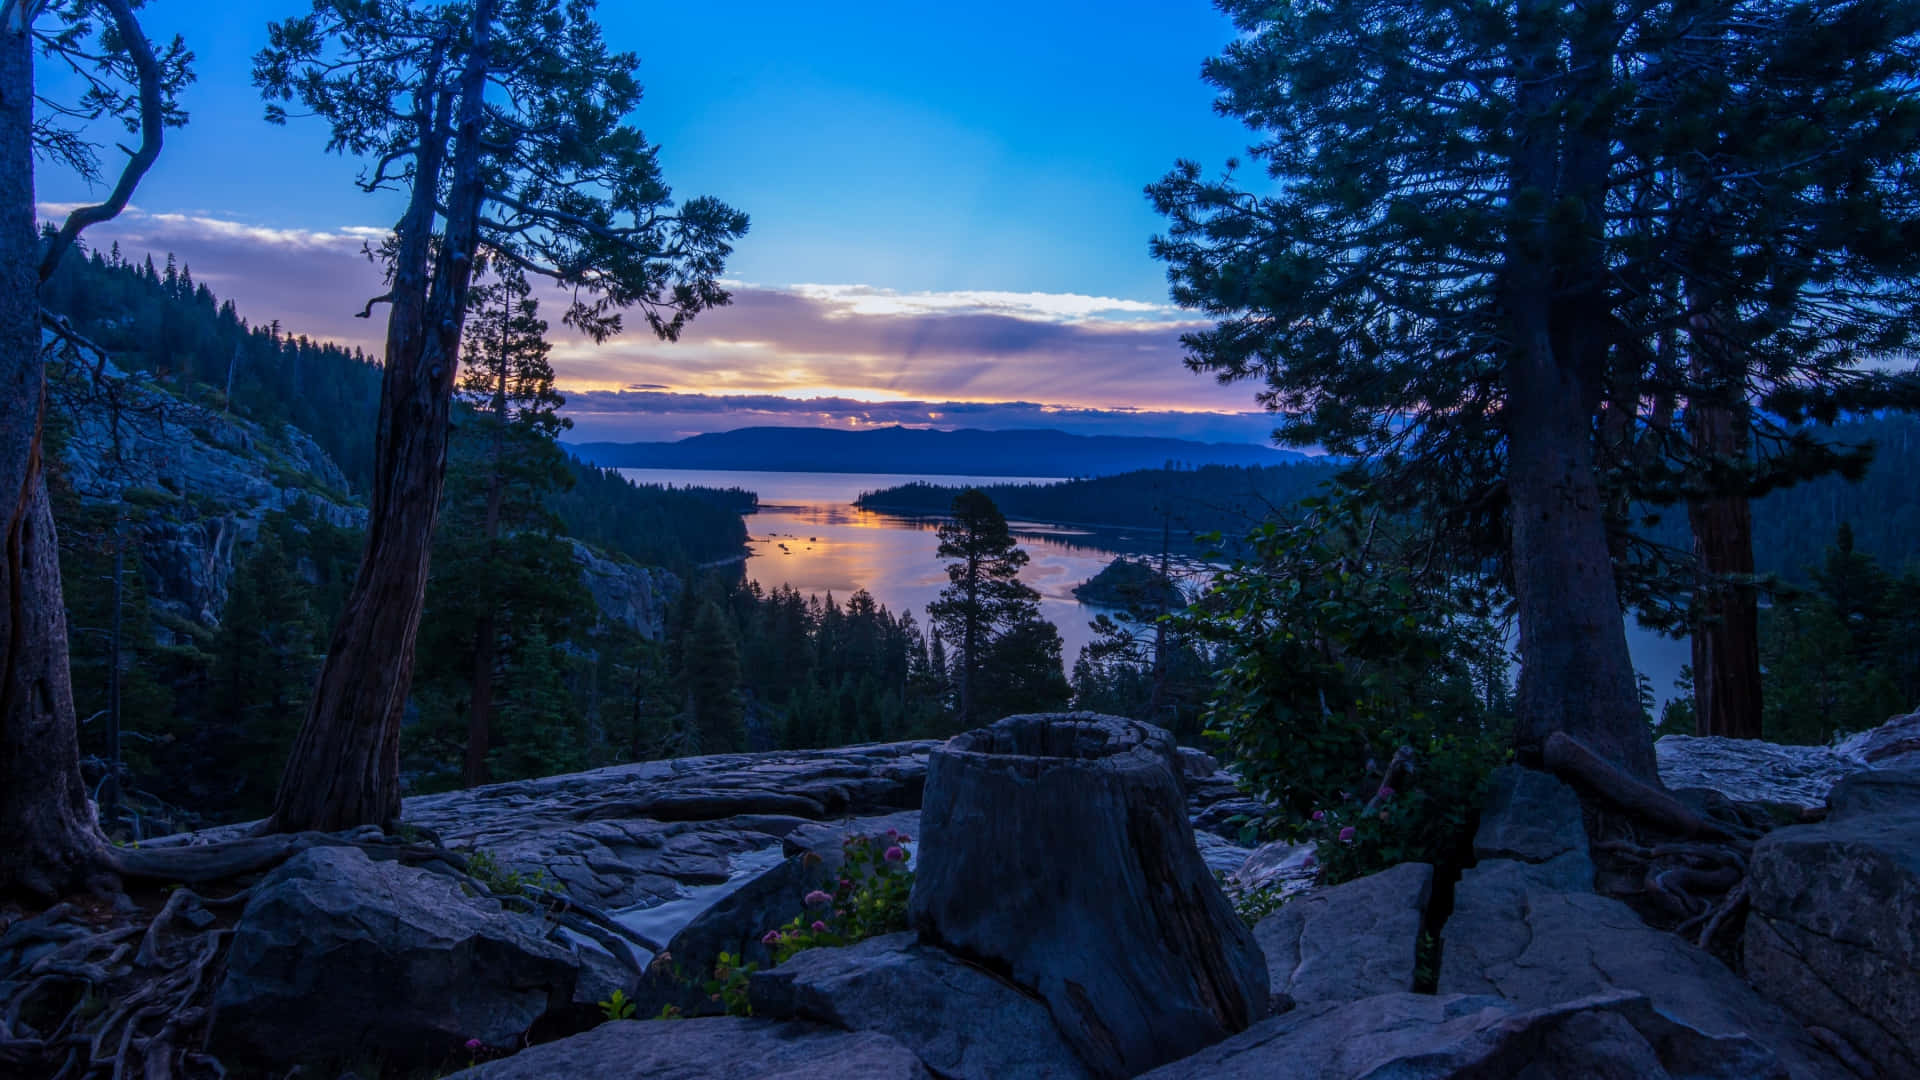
[854,463,1340,544]
[39,245,760,824]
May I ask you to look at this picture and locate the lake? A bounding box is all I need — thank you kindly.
[617,468,1693,707]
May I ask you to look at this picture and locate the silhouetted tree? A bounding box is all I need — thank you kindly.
[255,0,747,831]
[1151,0,1920,778]
[926,489,1063,725]
[1,0,189,897]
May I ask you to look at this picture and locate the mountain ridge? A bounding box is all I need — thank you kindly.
[566,425,1308,477]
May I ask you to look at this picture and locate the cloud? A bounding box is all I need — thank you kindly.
[43,204,392,354]
[785,283,1190,324]
[560,389,1283,445]
[47,206,1274,437]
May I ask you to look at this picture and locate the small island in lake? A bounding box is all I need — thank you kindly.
[1073,557,1186,611]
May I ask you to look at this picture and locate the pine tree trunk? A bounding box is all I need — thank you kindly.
[1504,0,1656,782]
[0,14,113,899]
[958,555,977,725]
[268,11,493,832]
[1686,304,1762,738]
[1688,471,1762,738]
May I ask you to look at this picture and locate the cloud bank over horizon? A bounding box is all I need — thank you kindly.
[50,207,1279,444]
[560,389,1284,444]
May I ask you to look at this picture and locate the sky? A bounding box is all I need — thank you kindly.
[36,0,1279,444]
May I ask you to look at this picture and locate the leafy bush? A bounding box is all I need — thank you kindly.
[702,952,755,1017]
[1300,732,1507,885]
[1185,488,1513,882]
[763,831,914,964]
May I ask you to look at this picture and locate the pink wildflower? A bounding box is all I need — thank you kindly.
[897,834,911,843]
[1302,853,1316,867]
[885,828,899,838]
[1338,826,1356,844]
[884,845,905,862]
[465,1039,484,1052]
[1310,810,1325,821]
[1378,786,1396,799]
[804,889,832,907]
[811,920,829,933]
[761,930,782,945]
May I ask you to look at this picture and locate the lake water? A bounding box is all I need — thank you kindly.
[617,468,1692,707]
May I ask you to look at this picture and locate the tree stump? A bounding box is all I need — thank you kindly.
[908,712,1268,1079]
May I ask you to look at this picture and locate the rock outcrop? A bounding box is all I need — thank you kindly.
[1440,766,1851,1080]
[566,537,678,640]
[1137,989,1786,1080]
[1656,708,1920,813]
[446,1017,931,1079]
[747,932,1092,1080]
[140,719,1916,1080]
[1836,710,1920,771]
[1253,860,1432,1009]
[209,846,587,1067]
[1745,768,1920,1077]
[50,332,365,635]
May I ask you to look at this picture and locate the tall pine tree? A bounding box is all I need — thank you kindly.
[926,490,1066,727]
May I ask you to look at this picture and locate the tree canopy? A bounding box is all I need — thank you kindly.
[256,0,748,831]
[1151,0,1920,777]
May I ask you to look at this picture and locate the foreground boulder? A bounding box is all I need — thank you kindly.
[1441,768,1851,1080]
[1138,990,1785,1080]
[748,932,1090,1079]
[910,713,1269,1079]
[1253,860,1432,1009]
[210,846,586,1067]
[1745,768,1920,1077]
[446,1016,930,1079]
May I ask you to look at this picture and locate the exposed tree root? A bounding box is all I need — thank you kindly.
[1544,732,1732,841]
[1546,732,1774,963]
[4,826,661,1077]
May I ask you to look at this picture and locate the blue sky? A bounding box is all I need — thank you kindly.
[38,0,1279,443]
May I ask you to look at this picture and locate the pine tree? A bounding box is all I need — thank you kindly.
[1149,0,1920,779]
[1,0,189,897]
[438,263,573,786]
[256,0,747,831]
[683,598,745,754]
[209,530,324,816]
[925,490,1064,727]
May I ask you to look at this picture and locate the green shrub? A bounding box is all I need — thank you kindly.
[1185,488,1513,882]
[1300,732,1507,886]
[763,831,914,964]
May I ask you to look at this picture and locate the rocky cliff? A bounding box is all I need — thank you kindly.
[48,327,677,641]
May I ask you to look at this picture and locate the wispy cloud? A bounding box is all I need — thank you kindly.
[562,390,1282,445]
[46,207,1273,439]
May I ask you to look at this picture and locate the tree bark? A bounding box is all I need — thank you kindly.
[909,713,1268,1079]
[0,6,114,900]
[1686,303,1761,738]
[1504,0,1657,781]
[269,10,494,832]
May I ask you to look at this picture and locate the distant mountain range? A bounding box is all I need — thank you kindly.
[565,426,1309,477]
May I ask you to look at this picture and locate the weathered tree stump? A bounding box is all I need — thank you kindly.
[908,712,1268,1079]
